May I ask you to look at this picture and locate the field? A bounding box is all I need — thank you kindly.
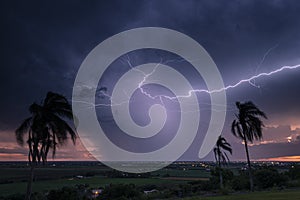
[0,162,209,196]
[0,176,180,196]
[0,161,299,200]
[184,190,300,200]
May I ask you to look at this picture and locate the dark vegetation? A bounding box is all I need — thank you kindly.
[0,162,299,200]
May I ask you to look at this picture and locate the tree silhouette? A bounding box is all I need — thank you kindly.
[15,92,76,200]
[231,101,267,191]
[213,135,232,189]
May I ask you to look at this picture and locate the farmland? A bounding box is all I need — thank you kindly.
[0,161,299,200]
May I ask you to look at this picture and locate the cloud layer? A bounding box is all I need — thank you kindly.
[1,0,300,161]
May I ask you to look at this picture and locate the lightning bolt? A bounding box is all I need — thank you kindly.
[133,63,300,101]
[251,44,279,88]
[73,62,300,110]
[255,44,279,73]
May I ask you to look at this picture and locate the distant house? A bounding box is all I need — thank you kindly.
[144,189,158,194]
[76,175,84,179]
[91,189,102,198]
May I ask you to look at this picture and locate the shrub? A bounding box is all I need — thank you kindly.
[47,185,90,200]
[210,168,234,188]
[230,173,249,191]
[287,165,300,180]
[98,184,142,200]
[254,167,288,189]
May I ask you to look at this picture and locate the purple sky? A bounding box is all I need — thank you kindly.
[1,0,300,162]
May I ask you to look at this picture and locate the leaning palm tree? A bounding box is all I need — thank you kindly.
[231,101,267,191]
[213,135,232,189]
[15,92,76,200]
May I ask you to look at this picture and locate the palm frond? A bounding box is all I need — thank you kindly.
[16,91,76,165]
[214,136,232,166]
[15,117,32,145]
[232,99,267,176]
[48,114,76,144]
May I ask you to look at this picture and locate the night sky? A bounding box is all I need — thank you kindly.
[1,0,300,162]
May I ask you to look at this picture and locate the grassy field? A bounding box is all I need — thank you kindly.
[183,190,300,200]
[0,166,109,182]
[0,176,182,196]
[1,162,298,199]
[0,164,211,196]
[0,176,186,196]
[152,168,211,178]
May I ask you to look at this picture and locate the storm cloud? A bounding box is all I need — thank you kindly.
[1,0,300,161]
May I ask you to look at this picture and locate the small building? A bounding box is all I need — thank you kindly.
[144,189,158,195]
[91,189,102,198]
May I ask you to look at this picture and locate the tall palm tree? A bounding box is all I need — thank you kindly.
[213,135,232,189]
[231,101,267,191]
[15,92,76,200]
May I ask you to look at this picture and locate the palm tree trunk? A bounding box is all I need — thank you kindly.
[244,139,254,191]
[219,170,223,189]
[218,158,224,189]
[25,164,35,200]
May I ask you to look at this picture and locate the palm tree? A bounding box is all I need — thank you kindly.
[231,101,267,191]
[213,135,232,189]
[15,92,76,200]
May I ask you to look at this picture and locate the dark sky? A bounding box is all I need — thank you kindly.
[1,0,300,161]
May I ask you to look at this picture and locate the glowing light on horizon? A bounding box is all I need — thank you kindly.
[259,155,300,162]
